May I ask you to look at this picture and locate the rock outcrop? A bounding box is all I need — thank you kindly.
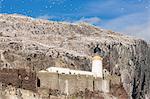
[0,14,149,99]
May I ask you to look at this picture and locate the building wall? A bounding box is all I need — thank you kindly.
[0,68,111,95]
[86,76,93,91]
[94,77,103,91]
[38,72,110,95]
[0,68,117,97]
[63,74,77,95]
[102,79,110,93]
[37,72,59,90]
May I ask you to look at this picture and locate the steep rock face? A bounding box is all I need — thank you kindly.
[0,14,149,98]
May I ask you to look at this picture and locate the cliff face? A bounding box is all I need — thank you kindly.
[0,14,149,99]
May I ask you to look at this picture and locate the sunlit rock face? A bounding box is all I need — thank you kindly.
[0,14,149,99]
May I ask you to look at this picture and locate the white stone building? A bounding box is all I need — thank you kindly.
[38,55,111,94]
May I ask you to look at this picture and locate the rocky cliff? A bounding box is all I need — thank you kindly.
[0,14,149,99]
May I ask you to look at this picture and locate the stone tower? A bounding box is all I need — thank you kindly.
[92,55,103,77]
[92,44,103,77]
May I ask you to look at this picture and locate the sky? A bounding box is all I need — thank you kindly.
[0,0,150,42]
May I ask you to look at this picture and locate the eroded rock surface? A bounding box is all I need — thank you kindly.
[0,14,149,99]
